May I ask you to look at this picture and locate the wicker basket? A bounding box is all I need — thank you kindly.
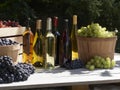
[0,44,20,63]
[76,36,117,64]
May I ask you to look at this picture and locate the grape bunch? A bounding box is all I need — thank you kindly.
[0,38,18,46]
[85,56,116,70]
[0,55,35,84]
[63,59,84,69]
[0,20,20,28]
[77,23,116,38]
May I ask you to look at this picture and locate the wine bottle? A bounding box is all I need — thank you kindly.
[61,19,71,65]
[45,17,55,69]
[71,15,78,60]
[32,19,45,67]
[23,18,34,63]
[53,16,61,66]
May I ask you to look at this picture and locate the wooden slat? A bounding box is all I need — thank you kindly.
[0,27,25,62]
[8,36,23,62]
[0,27,25,37]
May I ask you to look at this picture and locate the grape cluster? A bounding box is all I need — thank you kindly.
[77,23,116,38]
[0,38,18,46]
[0,20,20,28]
[63,59,84,69]
[0,55,35,84]
[85,56,116,70]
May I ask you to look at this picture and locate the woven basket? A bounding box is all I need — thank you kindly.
[76,36,117,64]
[0,44,20,63]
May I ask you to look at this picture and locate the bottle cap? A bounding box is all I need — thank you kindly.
[65,19,69,22]
[54,16,58,27]
[47,18,52,31]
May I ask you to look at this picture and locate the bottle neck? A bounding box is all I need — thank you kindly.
[65,19,69,33]
[26,21,30,30]
[72,24,78,31]
[54,26,58,33]
[72,15,78,34]
[26,27,31,31]
[36,29,42,34]
[26,18,31,30]
[72,24,77,36]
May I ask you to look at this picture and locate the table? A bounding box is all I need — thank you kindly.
[0,53,120,90]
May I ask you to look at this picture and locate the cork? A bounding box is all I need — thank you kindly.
[73,15,77,25]
[36,19,42,30]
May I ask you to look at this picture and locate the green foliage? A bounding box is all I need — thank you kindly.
[1,0,120,29]
[0,0,120,52]
[0,0,36,25]
[97,0,120,31]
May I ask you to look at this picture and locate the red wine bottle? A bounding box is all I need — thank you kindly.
[61,19,71,65]
[53,17,61,66]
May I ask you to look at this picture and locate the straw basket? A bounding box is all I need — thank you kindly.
[76,36,117,64]
[0,44,20,63]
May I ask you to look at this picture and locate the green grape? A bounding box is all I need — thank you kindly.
[86,61,91,65]
[96,64,101,68]
[103,65,108,69]
[106,57,111,62]
[90,59,95,64]
[110,60,116,68]
[77,23,115,38]
[85,64,90,69]
[85,56,116,70]
[100,64,104,69]
[94,59,100,67]
[95,58,100,63]
[88,65,95,71]
[94,56,100,60]
[105,58,111,69]
[101,58,106,65]
[77,27,87,37]
[106,61,111,69]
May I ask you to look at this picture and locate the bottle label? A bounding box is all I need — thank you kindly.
[45,37,55,69]
[46,53,54,69]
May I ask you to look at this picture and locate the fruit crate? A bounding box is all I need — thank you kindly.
[76,36,117,64]
[0,27,25,62]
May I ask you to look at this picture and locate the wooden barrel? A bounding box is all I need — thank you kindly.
[76,36,117,64]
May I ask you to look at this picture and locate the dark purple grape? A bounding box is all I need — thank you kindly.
[0,77,4,83]
[63,59,84,69]
[0,38,19,46]
[0,55,35,83]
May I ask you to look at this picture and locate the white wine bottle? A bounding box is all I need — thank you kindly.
[45,17,55,69]
[33,19,45,67]
[71,15,78,60]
